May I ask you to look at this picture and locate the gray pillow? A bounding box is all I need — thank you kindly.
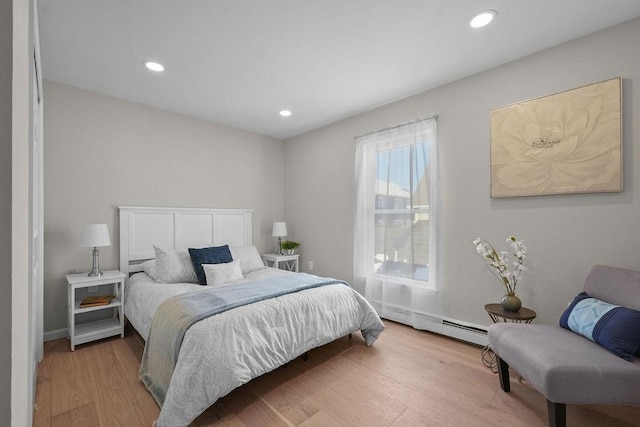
[153,245,198,283]
[229,245,266,274]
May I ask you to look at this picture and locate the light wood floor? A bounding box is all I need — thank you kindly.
[34,321,640,426]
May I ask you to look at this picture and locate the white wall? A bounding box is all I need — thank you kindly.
[11,0,35,424]
[284,18,640,327]
[43,81,285,333]
[0,0,13,421]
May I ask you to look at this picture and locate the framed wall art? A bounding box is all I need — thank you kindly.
[490,77,622,198]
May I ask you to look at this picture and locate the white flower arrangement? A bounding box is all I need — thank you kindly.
[473,236,527,294]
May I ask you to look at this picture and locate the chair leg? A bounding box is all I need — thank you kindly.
[496,355,511,392]
[546,400,566,427]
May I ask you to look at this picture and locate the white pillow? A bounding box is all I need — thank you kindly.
[203,260,243,286]
[229,245,265,274]
[153,245,198,284]
[141,259,158,281]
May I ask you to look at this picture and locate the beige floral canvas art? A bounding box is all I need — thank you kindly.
[490,77,622,197]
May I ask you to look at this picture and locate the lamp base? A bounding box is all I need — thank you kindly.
[87,247,103,277]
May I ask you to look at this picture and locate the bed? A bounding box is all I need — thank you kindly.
[119,206,385,427]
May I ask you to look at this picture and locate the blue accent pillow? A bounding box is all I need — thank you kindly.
[560,292,640,361]
[188,245,233,285]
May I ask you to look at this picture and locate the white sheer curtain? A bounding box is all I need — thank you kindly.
[354,117,441,331]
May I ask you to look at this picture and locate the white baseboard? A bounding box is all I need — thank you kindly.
[44,328,68,342]
[43,315,488,347]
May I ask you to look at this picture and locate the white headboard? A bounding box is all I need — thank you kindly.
[119,206,253,277]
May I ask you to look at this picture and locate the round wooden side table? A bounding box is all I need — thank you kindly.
[482,303,537,373]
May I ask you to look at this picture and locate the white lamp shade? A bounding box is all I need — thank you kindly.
[272,222,287,237]
[80,224,111,247]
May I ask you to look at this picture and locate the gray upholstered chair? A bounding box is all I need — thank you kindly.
[488,265,640,427]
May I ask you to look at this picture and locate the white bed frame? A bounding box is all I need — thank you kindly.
[119,206,253,277]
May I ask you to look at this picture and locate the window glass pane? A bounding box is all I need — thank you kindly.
[374,141,430,282]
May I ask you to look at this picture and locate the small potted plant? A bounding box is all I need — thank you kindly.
[280,240,301,255]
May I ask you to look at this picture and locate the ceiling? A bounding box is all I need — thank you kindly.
[39,1,640,140]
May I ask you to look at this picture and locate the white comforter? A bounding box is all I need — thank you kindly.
[125,268,385,427]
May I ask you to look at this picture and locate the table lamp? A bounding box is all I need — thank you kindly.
[272,222,287,255]
[80,224,111,276]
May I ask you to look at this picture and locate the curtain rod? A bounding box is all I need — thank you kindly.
[355,114,439,139]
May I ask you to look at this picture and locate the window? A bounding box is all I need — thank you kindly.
[374,142,430,281]
[354,117,438,287]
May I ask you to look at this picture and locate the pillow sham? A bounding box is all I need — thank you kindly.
[154,246,198,284]
[141,259,159,281]
[188,245,233,285]
[203,260,243,286]
[559,292,640,360]
[229,245,266,274]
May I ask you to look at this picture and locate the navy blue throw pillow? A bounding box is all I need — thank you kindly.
[188,245,233,285]
[560,292,640,361]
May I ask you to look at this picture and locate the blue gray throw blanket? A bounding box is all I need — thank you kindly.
[139,273,347,407]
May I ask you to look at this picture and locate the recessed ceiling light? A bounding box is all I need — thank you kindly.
[470,10,496,28]
[144,61,165,72]
[279,110,292,117]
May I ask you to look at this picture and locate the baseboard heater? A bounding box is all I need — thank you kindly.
[371,299,489,347]
[441,319,488,347]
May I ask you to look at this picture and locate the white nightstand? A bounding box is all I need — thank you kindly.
[262,254,299,272]
[66,270,126,351]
